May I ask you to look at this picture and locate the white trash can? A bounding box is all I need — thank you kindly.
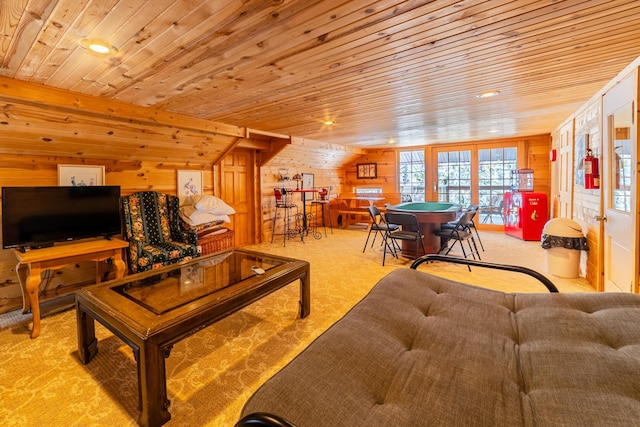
[541,218,588,278]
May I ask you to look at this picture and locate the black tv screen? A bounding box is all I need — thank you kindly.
[1,186,122,250]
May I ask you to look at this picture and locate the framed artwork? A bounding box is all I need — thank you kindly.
[177,170,204,200]
[357,162,377,179]
[57,164,105,186]
[301,173,314,201]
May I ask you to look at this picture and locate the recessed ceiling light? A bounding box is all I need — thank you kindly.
[476,90,500,99]
[388,138,395,144]
[89,43,110,54]
[80,38,117,55]
[324,120,334,126]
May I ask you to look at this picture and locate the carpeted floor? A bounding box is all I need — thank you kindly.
[0,229,592,426]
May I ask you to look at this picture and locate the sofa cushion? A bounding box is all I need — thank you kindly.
[241,268,640,426]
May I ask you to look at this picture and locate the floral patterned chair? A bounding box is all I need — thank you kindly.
[121,191,200,273]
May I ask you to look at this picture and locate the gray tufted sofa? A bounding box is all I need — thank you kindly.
[237,255,640,427]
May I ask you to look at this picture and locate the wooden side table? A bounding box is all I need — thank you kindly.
[13,237,129,338]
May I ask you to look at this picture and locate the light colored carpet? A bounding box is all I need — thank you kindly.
[0,229,591,426]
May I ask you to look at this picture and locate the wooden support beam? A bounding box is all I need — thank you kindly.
[0,76,245,138]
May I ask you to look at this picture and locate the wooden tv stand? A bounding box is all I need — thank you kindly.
[13,237,128,339]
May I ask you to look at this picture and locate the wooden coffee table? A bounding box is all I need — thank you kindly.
[75,249,310,427]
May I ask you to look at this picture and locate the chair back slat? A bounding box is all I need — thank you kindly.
[385,212,419,228]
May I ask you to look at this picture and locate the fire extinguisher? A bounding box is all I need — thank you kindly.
[584,148,600,189]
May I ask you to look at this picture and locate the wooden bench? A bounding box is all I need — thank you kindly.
[330,193,401,228]
[337,207,370,228]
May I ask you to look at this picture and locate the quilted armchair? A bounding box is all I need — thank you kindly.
[122,191,200,273]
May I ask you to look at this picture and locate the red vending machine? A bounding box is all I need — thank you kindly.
[504,168,547,241]
[504,192,548,241]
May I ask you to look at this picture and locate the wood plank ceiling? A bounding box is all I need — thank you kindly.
[1,0,640,151]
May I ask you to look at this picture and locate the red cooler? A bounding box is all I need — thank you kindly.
[504,192,548,241]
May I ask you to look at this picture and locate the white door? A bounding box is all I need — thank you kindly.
[558,120,574,218]
[602,73,638,293]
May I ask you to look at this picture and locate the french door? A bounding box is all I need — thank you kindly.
[434,144,518,228]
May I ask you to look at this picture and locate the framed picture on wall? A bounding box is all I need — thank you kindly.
[357,162,377,179]
[177,170,204,200]
[57,164,105,186]
[301,173,314,201]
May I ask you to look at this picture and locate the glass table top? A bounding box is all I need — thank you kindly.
[112,251,285,314]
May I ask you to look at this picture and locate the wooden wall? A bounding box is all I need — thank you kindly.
[550,98,605,289]
[0,153,218,313]
[341,135,551,205]
[572,99,602,288]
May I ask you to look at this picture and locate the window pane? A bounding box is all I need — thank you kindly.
[436,150,471,206]
[609,105,632,212]
[399,149,425,202]
[477,147,517,224]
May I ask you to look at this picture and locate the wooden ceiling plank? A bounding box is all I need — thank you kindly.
[14,0,91,80]
[200,0,620,104]
[144,1,436,108]
[258,35,640,113]
[101,0,313,101]
[70,0,225,94]
[38,0,122,87]
[1,0,58,73]
[201,7,640,123]
[146,0,478,111]
[68,0,177,92]
[151,0,536,106]
[195,0,624,113]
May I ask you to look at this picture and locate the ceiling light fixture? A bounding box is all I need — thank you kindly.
[324,120,334,126]
[80,38,117,55]
[476,90,500,99]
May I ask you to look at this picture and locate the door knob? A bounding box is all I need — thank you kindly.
[595,215,608,222]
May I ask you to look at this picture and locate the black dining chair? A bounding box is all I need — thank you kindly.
[363,205,399,255]
[434,210,481,270]
[442,204,484,251]
[382,212,427,266]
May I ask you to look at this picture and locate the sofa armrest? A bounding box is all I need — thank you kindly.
[410,254,559,292]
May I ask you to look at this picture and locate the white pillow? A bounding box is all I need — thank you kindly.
[180,206,231,226]
[185,194,236,215]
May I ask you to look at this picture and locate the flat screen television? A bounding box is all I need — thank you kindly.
[1,186,122,251]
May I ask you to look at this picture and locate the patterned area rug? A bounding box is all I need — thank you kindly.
[0,229,592,426]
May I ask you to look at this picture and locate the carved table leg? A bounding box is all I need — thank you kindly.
[136,341,171,427]
[76,305,98,364]
[25,265,43,339]
[112,254,127,279]
[15,262,30,314]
